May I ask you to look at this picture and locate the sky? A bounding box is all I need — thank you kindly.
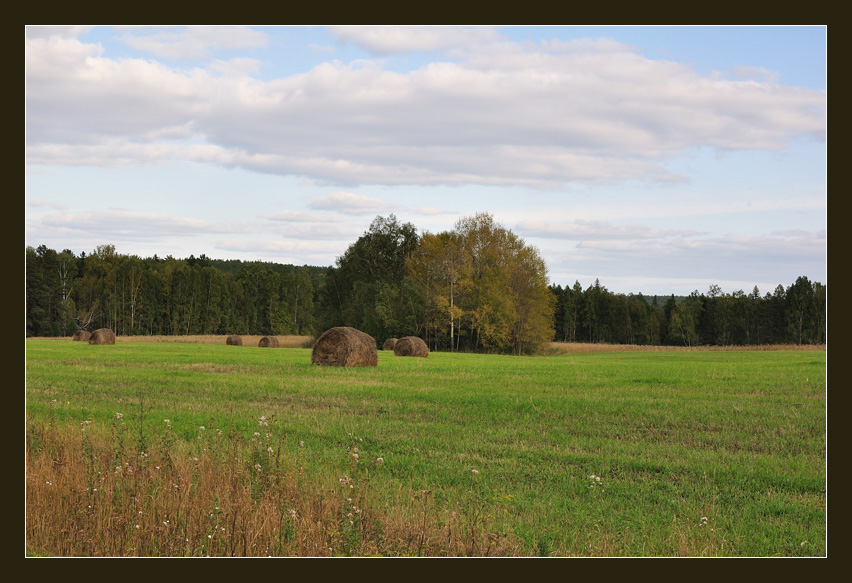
[25,25,827,297]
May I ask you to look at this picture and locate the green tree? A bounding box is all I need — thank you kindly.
[319,214,420,341]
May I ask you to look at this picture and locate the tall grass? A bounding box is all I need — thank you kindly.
[26,340,826,556]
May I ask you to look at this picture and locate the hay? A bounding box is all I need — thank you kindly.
[88,328,116,345]
[226,335,243,346]
[71,330,91,342]
[393,336,429,357]
[311,327,378,367]
[382,338,398,351]
[258,336,280,348]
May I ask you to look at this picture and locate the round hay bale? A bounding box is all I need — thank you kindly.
[258,336,280,348]
[226,335,243,346]
[88,328,116,345]
[393,336,429,357]
[382,338,398,351]
[71,330,91,342]
[311,326,378,367]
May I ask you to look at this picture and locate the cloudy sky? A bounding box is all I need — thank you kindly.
[25,25,826,296]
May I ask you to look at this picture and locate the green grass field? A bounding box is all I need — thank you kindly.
[25,339,826,557]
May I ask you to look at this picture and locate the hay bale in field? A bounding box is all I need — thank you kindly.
[88,328,116,345]
[393,336,429,357]
[258,336,280,348]
[71,330,91,342]
[226,335,243,346]
[382,338,398,351]
[311,326,378,367]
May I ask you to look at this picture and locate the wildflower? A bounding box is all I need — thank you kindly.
[114,412,123,420]
[376,457,384,464]
[199,426,206,431]
[471,469,479,475]
[299,440,304,447]
[254,464,263,473]
[267,447,274,454]
[339,475,351,486]
[45,481,52,486]
[253,432,261,440]
[258,416,269,427]
[288,509,297,519]
[801,541,808,547]
[135,525,140,529]
[164,419,171,427]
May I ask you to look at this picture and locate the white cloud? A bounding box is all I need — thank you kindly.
[25,26,92,40]
[308,192,399,215]
[32,210,255,241]
[544,230,826,285]
[516,219,702,240]
[119,26,268,60]
[328,25,501,55]
[210,58,263,77]
[26,29,826,189]
[263,210,342,223]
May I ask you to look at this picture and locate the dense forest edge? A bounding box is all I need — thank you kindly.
[26,213,826,352]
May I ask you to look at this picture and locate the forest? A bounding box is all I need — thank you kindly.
[25,213,826,352]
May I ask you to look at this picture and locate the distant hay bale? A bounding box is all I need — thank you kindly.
[71,330,91,342]
[311,327,378,367]
[258,336,280,348]
[394,336,429,357]
[226,335,243,346]
[382,338,398,351]
[88,328,116,345]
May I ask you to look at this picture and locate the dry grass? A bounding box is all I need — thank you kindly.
[26,421,526,557]
[111,335,312,348]
[540,342,827,355]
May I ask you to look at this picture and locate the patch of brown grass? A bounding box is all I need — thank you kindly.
[113,335,314,348]
[26,420,527,557]
[539,342,826,355]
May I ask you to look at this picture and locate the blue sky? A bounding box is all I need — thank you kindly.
[25,25,826,296]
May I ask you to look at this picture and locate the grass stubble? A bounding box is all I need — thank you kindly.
[25,337,826,557]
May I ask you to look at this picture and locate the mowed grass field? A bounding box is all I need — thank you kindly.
[25,338,826,557]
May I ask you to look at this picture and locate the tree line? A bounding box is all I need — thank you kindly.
[550,278,826,347]
[26,214,826,350]
[25,244,319,338]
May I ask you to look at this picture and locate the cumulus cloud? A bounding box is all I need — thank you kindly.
[26,27,826,188]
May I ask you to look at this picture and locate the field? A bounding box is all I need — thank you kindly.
[25,337,826,557]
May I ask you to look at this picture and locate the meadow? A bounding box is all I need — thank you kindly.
[25,337,826,557]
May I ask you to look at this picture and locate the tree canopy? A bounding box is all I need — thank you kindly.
[26,214,826,351]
